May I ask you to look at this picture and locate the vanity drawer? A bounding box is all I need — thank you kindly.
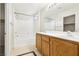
[42,35,50,42]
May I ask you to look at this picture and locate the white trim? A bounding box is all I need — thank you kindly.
[5,3,14,56]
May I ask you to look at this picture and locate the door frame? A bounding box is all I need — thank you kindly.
[5,3,14,56]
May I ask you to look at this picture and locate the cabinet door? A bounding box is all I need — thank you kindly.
[50,37,78,56]
[42,40,49,56]
[50,38,53,56]
[42,35,50,56]
[36,34,42,53]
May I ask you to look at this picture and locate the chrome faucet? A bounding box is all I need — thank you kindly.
[67,31,72,36]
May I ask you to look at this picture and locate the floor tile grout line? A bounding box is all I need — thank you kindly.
[17,51,37,56]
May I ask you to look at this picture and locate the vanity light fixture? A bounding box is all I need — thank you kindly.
[48,3,57,8]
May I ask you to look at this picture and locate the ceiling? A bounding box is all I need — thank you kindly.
[13,3,79,17]
[13,3,47,16]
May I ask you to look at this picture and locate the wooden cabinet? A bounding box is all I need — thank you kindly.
[36,33,79,56]
[42,35,50,56]
[50,37,79,56]
[36,33,42,54]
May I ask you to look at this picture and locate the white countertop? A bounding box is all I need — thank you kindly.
[37,31,79,42]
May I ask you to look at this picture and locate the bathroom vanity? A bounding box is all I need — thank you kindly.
[36,32,79,56]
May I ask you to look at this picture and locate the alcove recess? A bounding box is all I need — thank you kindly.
[63,14,75,32]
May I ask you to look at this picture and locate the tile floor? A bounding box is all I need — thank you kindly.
[12,45,41,56]
[22,53,35,56]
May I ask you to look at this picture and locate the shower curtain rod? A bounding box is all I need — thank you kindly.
[14,12,33,16]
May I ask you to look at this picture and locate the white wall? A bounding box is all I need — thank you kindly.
[40,7,47,32]
[33,13,40,33]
